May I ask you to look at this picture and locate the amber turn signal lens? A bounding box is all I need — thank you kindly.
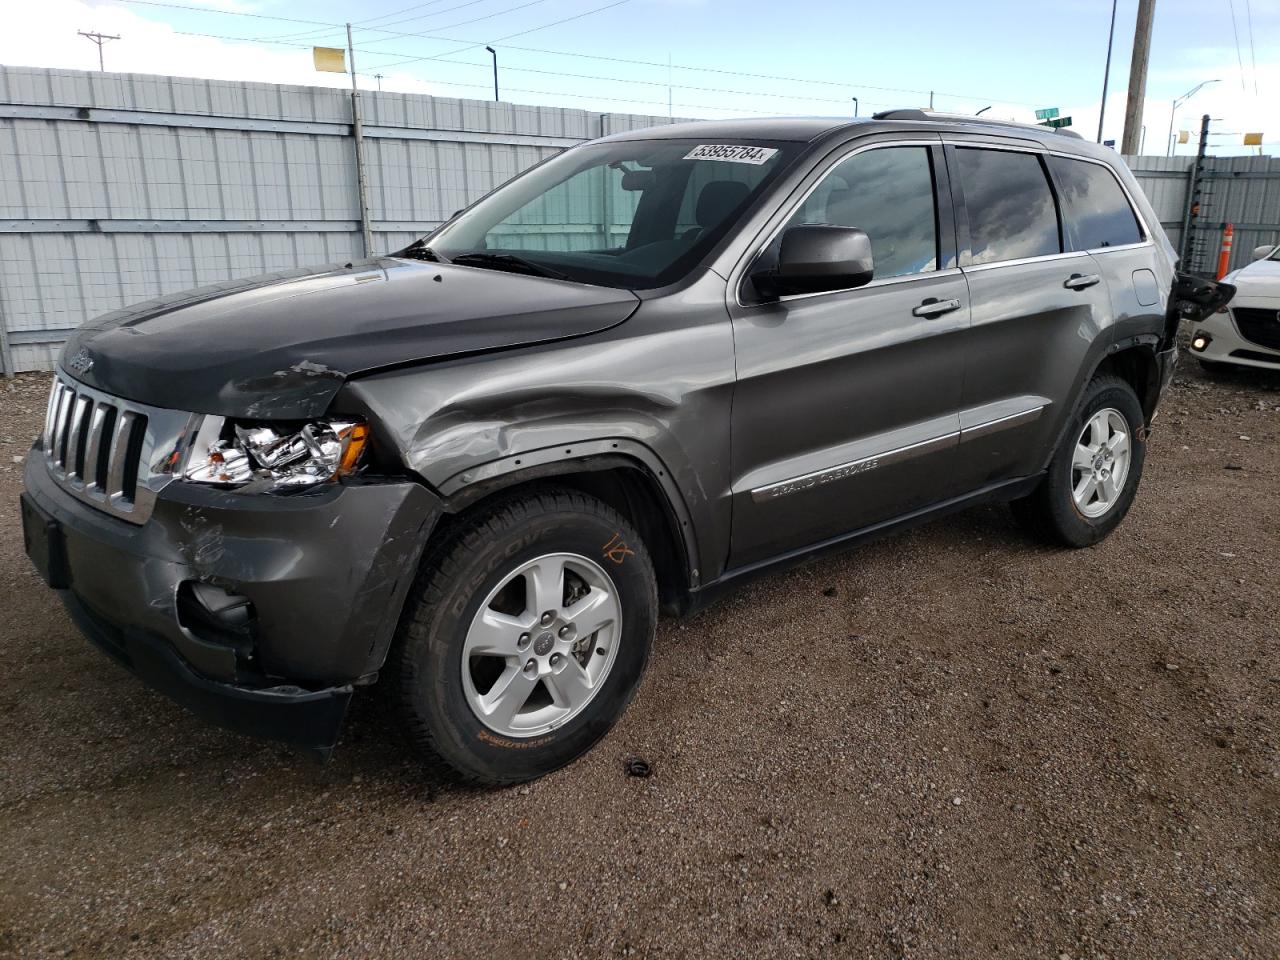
[338,422,369,475]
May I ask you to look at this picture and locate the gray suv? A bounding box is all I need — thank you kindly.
[21,111,1232,784]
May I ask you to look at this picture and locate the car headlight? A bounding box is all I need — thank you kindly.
[184,417,369,489]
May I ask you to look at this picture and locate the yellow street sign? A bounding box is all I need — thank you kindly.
[313,47,346,74]
[1243,132,1263,146]
[1177,130,1190,144]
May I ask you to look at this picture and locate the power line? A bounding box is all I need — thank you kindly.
[113,0,1040,109]
[170,26,901,111]
[358,0,559,48]
[257,0,469,44]
[372,0,638,68]
[1224,0,1248,93]
[1242,0,1258,96]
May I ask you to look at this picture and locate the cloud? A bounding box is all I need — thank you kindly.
[0,0,1276,149]
[0,0,439,94]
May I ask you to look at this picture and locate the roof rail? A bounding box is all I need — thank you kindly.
[871,109,930,121]
[870,108,1084,140]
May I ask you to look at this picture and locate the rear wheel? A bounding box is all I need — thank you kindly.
[1011,375,1147,548]
[388,488,657,785]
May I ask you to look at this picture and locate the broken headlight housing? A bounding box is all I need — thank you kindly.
[184,417,369,490]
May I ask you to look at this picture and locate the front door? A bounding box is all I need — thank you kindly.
[726,142,970,569]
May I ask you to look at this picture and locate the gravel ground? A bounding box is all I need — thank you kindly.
[0,360,1277,960]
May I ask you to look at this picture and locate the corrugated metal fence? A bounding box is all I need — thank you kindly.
[0,65,680,373]
[1126,154,1280,274]
[2,65,1278,374]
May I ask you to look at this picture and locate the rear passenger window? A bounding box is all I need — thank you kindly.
[785,146,938,279]
[956,148,1060,264]
[1047,156,1144,250]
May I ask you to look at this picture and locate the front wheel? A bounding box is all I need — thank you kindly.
[1011,375,1147,548]
[387,488,657,785]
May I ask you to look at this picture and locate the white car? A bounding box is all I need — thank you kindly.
[1190,243,1280,371]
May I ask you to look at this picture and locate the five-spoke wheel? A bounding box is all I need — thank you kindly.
[1071,407,1132,519]
[388,488,657,785]
[462,552,622,737]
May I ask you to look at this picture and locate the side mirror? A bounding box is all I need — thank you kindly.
[1252,244,1276,261]
[753,225,874,299]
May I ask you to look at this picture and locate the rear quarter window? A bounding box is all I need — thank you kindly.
[1048,156,1144,250]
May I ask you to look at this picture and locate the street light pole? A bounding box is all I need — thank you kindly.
[485,46,498,102]
[851,96,858,118]
[1166,79,1220,156]
[1096,0,1118,142]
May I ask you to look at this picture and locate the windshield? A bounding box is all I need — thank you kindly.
[419,138,798,289]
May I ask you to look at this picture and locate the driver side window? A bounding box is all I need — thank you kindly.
[784,146,939,279]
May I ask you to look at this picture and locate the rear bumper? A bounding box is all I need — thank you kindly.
[23,451,442,753]
[62,589,352,756]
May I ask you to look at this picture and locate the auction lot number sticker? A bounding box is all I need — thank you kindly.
[684,144,778,165]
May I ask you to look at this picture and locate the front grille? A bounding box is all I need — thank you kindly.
[41,373,195,525]
[1233,308,1280,352]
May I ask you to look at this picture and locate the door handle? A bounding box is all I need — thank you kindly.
[912,297,962,318]
[1064,273,1102,290]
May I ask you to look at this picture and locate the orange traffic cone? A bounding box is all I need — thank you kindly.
[1217,223,1234,280]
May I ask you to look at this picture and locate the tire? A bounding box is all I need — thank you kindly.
[1011,375,1147,548]
[387,487,657,785]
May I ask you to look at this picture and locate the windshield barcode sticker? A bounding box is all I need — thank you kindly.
[684,144,778,165]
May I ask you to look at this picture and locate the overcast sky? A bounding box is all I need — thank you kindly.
[2,0,1276,155]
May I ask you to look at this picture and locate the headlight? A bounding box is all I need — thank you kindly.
[184,417,369,489]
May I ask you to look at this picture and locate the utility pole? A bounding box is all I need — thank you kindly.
[346,23,374,259]
[78,31,120,72]
[1097,0,1118,142]
[1121,0,1156,155]
[667,53,673,118]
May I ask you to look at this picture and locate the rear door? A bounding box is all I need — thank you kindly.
[1045,153,1163,354]
[946,142,1114,490]
[725,139,971,568]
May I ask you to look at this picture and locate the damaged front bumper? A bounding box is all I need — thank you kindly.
[22,452,441,756]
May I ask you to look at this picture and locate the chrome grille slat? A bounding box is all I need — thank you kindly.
[65,395,92,482]
[104,410,136,501]
[81,403,107,493]
[41,371,196,526]
[50,385,73,469]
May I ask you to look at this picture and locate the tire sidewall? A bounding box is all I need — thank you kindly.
[406,507,655,783]
[1047,378,1147,546]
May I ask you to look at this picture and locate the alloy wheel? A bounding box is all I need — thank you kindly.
[1071,407,1132,519]
[461,552,621,737]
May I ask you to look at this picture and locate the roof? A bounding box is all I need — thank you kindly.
[597,111,1101,155]
[598,117,853,143]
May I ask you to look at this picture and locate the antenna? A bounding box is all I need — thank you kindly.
[78,31,120,72]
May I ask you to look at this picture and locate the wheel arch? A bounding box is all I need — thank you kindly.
[433,440,699,614]
[1093,335,1163,424]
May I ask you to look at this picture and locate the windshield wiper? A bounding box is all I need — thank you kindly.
[400,239,444,262]
[449,252,570,281]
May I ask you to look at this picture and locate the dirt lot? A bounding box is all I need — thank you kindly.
[0,360,1276,960]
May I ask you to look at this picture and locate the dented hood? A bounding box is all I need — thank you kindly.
[61,257,640,419]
